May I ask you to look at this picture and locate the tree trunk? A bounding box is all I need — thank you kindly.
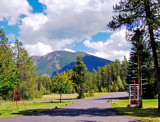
[144,0,160,111]
[60,92,62,102]
[138,39,142,108]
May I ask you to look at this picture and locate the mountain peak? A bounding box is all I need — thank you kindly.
[32,51,112,77]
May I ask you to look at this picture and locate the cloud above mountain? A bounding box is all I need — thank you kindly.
[83,29,132,61]
[0,0,31,25]
[0,0,132,61]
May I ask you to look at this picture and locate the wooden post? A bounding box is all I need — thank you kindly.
[12,88,27,111]
[16,88,27,110]
[15,90,18,110]
[12,90,15,112]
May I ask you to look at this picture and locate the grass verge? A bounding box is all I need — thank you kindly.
[111,98,160,122]
[0,102,73,119]
[34,92,114,101]
[85,92,114,99]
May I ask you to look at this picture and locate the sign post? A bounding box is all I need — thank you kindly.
[129,83,139,107]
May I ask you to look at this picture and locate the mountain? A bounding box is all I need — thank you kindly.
[32,51,112,77]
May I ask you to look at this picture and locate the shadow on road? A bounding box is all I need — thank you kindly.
[93,96,128,101]
[12,107,120,117]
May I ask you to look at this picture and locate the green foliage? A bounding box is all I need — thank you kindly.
[126,31,157,98]
[37,74,52,95]
[38,53,137,96]
[116,76,125,91]
[72,56,88,99]
[86,90,94,97]
[0,29,53,100]
[52,71,74,102]
[52,72,74,94]
[108,0,160,108]
[13,40,37,100]
[101,87,108,92]
[0,29,18,100]
[94,59,127,92]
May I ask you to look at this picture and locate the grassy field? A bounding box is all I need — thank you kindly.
[111,98,159,122]
[34,92,113,102]
[0,102,73,119]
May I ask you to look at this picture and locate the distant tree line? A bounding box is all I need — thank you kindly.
[52,56,128,99]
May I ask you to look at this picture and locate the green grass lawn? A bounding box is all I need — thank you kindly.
[111,98,160,122]
[0,102,73,119]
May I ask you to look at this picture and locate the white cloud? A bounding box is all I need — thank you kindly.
[7,33,15,42]
[1,0,129,60]
[24,42,53,56]
[20,13,48,31]
[0,0,32,25]
[63,48,76,53]
[18,0,120,54]
[83,29,132,61]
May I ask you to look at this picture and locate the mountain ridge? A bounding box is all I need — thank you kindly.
[32,51,112,77]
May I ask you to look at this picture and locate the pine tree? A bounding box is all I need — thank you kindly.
[13,40,37,99]
[96,67,102,92]
[121,56,129,82]
[72,56,88,99]
[108,0,160,110]
[127,30,156,99]
[0,29,18,100]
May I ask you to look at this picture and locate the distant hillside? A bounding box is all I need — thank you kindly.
[32,51,112,77]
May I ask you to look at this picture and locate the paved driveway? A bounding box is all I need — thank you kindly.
[0,92,142,122]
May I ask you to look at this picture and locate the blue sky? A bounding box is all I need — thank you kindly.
[0,0,131,61]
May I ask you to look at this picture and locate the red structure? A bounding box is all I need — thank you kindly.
[129,80,139,107]
[12,88,27,111]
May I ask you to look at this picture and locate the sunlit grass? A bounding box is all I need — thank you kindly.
[34,92,114,101]
[111,98,159,122]
[0,102,73,119]
[85,92,114,99]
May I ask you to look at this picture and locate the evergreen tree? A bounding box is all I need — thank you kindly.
[0,29,18,100]
[108,0,160,110]
[37,74,52,95]
[121,56,129,82]
[96,67,102,92]
[72,56,87,99]
[127,30,156,99]
[85,72,94,96]
[116,76,125,91]
[13,40,37,99]
[92,69,98,92]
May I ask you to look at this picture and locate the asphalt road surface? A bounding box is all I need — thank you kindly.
[0,92,142,122]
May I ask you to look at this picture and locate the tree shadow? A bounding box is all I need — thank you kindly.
[93,97,128,100]
[12,107,122,117]
[114,107,160,118]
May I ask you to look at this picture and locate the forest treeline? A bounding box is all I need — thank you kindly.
[0,28,158,100]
